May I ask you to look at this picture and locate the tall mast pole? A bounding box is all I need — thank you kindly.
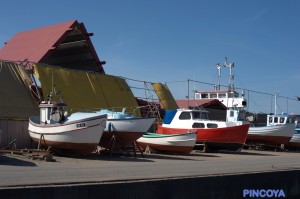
[274,92,277,115]
[223,57,235,92]
[216,63,222,91]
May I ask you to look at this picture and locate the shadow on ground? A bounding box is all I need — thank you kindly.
[0,154,37,167]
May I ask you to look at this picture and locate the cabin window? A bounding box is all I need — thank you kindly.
[219,93,226,98]
[228,93,233,98]
[195,93,200,99]
[274,117,278,123]
[179,112,191,120]
[192,112,200,119]
[230,111,234,117]
[207,123,218,128]
[192,123,205,128]
[201,112,209,119]
[269,117,273,123]
[192,111,209,119]
[210,93,217,98]
[201,94,208,98]
[280,118,285,124]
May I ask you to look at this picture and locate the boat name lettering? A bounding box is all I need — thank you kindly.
[76,123,86,128]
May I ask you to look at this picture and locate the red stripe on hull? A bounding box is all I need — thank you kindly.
[246,135,292,145]
[157,124,249,144]
[137,142,194,154]
[99,131,144,150]
[31,138,98,153]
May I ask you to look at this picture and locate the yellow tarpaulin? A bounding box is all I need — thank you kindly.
[151,83,178,110]
[0,61,39,119]
[34,64,141,116]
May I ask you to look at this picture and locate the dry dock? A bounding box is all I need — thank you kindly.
[0,149,300,198]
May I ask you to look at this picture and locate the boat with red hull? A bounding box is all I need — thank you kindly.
[156,109,250,151]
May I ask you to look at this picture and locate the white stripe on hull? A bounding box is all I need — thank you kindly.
[248,123,295,138]
[289,130,300,145]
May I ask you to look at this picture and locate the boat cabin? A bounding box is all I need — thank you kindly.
[267,113,296,126]
[194,90,247,109]
[163,109,233,129]
[39,101,68,124]
[164,109,209,124]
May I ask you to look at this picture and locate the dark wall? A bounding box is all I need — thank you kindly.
[1,170,299,199]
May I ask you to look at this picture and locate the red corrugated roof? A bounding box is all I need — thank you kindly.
[176,99,227,110]
[0,20,76,62]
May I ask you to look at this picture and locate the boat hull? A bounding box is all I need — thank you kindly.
[28,114,107,153]
[99,117,156,150]
[157,124,250,151]
[137,132,197,154]
[286,129,300,148]
[247,123,295,145]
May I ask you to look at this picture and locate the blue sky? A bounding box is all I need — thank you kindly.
[1,0,300,114]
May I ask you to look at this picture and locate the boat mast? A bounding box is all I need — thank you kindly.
[215,63,222,91]
[215,57,235,91]
[223,57,235,92]
[274,92,277,115]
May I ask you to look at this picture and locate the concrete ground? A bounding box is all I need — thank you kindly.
[0,149,300,188]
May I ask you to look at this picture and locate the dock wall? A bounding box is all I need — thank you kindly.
[1,169,299,199]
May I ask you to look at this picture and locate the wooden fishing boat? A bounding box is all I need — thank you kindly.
[246,113,295,146]
[157,109,250,151]
[137,132,197,154]
[97,109,156,151]
[28,91,107,153]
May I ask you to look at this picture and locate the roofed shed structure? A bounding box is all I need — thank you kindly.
[0,20,105,73]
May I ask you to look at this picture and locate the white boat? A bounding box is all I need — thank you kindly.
[288,130,300,148]
[226,92,295,147]
[137,132,197,154]
[286,115,300,148]
[28,91,107,153]
[246,113,295,146]
[97,109,156,150]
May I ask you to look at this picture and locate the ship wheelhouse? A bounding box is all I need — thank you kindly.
[175,110,220,129]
